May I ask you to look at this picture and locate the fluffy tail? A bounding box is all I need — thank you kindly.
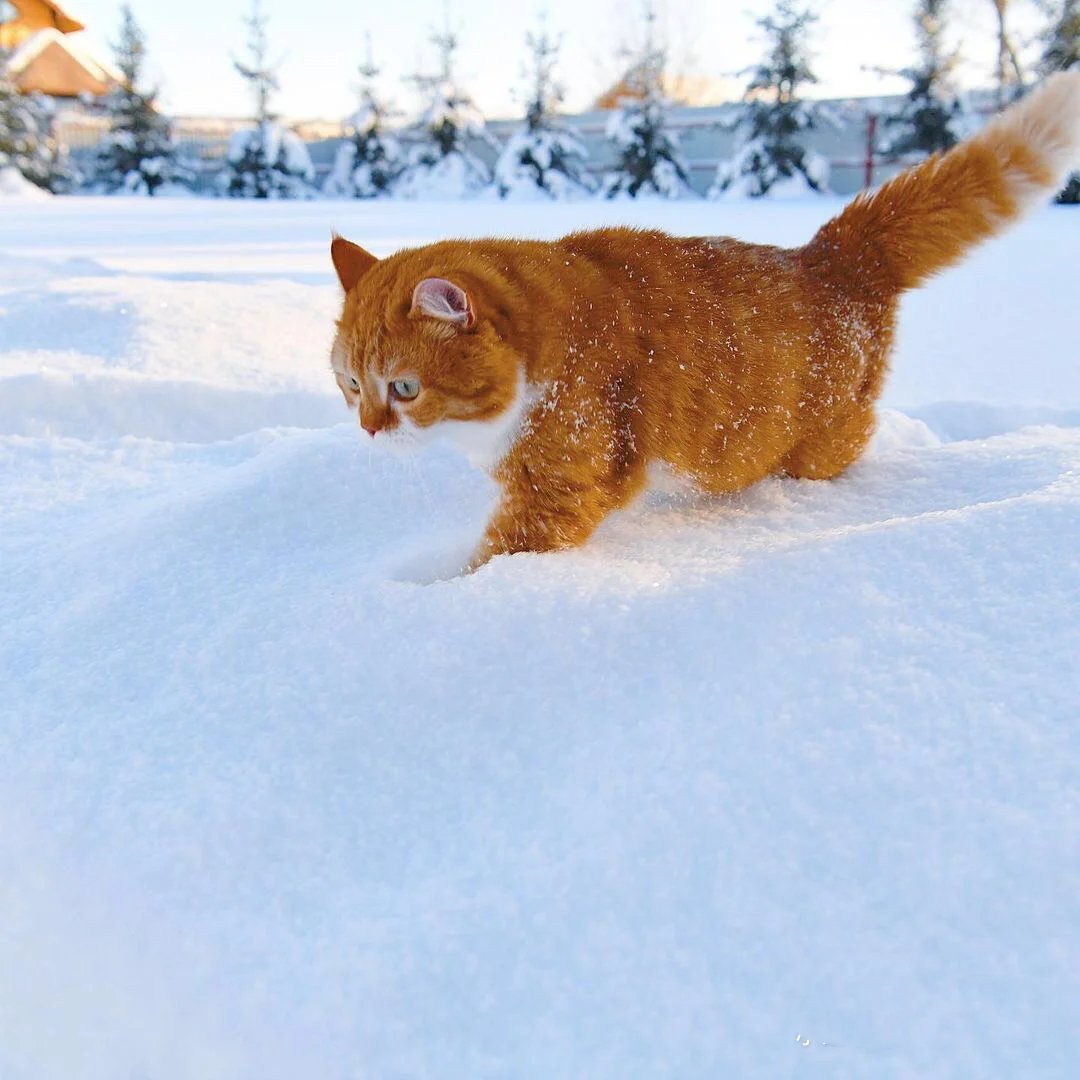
[803,70,1080,294]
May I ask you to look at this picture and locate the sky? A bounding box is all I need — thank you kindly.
[62,0,1048,120]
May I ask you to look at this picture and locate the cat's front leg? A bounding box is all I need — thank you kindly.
[465,492,599,572]
[467,492,590,571]
[466,439,647,572]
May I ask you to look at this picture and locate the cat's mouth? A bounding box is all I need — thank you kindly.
[361,418,423,455]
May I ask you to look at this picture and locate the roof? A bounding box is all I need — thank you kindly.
[7,28,119,97]
[3,1,85,35]
[40,0,85,33]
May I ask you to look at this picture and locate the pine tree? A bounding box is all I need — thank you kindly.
[221,0,315,199]
[493,18,593,199]
[395,23,494,198]
[1039,0,1079,73]
[712,0,832,197]
[0,47,64,191]
[324,37,402,198]
[878,0,964,160]
[1037,0,1079,203]
[601,2,692,199]
[92,5,190,196]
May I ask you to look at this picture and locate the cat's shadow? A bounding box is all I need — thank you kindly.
[390,539,477,585]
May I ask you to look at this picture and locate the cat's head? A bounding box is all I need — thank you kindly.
[329,235,526,465]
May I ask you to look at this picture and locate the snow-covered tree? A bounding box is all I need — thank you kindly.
[711,0,831,198]
[220,0,315,199]
[601,2,692,199]
[90,5,191,195]
[1038,0,1079,73]
[395,24,494,199]
[878,0,964,159]
[0,47,63,191]
[493,17,593,199]
[324,37,402,198]
[1037,0,1079,203]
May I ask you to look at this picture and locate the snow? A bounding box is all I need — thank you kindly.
[322,129,402,200]
[395,71,494,200]
[712,137,831,199]
[394,148,490,200]
[0,164,49,199]
[4,28,120,88]
[1,195,1079,1078]
[493,129,593,200]
[221,123,316,199]
[602,100,693,199]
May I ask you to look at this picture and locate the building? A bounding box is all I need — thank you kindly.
[0,0,82,48]
[0,0,117,98]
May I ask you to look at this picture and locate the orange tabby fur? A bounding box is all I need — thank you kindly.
[329,73,1080,570]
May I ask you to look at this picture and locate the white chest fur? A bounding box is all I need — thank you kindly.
[408,370,537,472]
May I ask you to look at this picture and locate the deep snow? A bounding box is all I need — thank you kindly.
[1,196,1078,1079]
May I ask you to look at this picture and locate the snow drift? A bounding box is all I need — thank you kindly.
[1,195,1078,1079]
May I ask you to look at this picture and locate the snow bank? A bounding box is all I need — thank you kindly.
[0,165,50,199]
[1,196,1079,1078]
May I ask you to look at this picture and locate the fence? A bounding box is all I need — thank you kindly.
[56,92,998,196]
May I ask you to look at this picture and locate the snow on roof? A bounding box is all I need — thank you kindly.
[7,27,120,91]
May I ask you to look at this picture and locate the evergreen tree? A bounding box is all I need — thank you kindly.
[324,37,402,198]
[712,0,831,197]
[1039,0,1079,73]
[878,0,964,160]
[494,18,593,199]
[0,47,64,191]
[396,23,494,198]
[92,5,190,195]
[601,2,692,199]
[1038,0,1079,203]
[221,0,315,199]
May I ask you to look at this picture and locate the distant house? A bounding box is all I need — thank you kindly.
[0,0,82,48]
[593,64,739,110]
[0,0,117,98]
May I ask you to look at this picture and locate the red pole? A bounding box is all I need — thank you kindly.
[865,114,877,190]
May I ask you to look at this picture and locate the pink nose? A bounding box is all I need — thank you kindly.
[361,424,377,438]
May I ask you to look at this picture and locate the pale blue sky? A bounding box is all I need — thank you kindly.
[67,0,1043,120]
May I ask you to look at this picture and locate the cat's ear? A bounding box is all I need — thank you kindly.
[331,234,377,292]
[410,278,476,330]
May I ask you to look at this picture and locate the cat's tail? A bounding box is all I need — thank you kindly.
[803,70,1080,294]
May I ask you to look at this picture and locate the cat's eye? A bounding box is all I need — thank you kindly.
[347,374,361,392]
[391,377,421,401]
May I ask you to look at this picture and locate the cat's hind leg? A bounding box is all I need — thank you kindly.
[779,405,876,481]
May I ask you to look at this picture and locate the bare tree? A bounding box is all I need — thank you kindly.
[990,0,1026,106]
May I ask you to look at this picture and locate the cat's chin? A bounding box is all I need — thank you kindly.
[367,430,421,456]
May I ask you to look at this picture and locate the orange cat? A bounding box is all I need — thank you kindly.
[330,73,1080,571]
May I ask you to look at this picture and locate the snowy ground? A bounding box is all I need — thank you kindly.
[1,195,1078,1078]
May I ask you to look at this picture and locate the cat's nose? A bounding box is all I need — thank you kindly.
[361,424,377,438]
